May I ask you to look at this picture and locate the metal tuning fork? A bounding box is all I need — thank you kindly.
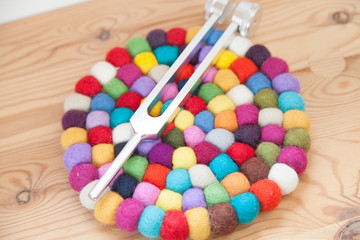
[89,0,261,200]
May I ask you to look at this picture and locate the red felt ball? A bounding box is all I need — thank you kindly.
[193,142,221,165]
[116,92,142,111]
[75,75,102,97]
[167,27,186,46]
[184,96,207,115]
[106,47,132,67]
[230,57,258,84]
[175,64,194,83]
[143,163,170,190]
[160,210,189,240]
[87,126,112,146]
[162,121,175,138]
[250,179,282,211]
[227,142,255,166]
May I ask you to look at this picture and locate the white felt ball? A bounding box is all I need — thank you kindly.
[205,128,235,153]
[79,180,110,210]
[148,64,170,83]
[90,61,117,85]
[258,108,283,127]
[64,93,91,112]
[226,85,254,106]
[188,164,218,189]
[268,163,299,195]
[229,36,253,57]
[112,123,134,144]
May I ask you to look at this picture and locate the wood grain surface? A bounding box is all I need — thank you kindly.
[1,0,360,239]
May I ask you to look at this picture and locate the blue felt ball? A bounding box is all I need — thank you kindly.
[202,26,215,42]
[231,192,260,223]
[90,93,115,114]
[207,30,224,46]
[111,173,138,198]
[278,91,305,112]
[161,100,173,114]
[154,45,179,66]
[194,110,214,133]
[110,107,134,129]
[209,154,239,181]
[166,169,192,194]
[246,72,272,94]
[138,205,165,238]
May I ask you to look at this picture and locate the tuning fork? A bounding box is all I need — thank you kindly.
[89,0,261,200]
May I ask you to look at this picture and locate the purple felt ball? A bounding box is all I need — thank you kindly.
[277,146,307,174]
[85,110,110,130]
[245,44,271,68]
[198,45,212,63]
[261,57,289,80]
[62,110,87,130]
[116,198,145,232]
[137,138,162,157]
[272,73,301,94]
[63,143,92,170]
[147,29,167,49]
[235,104,259,126]
[116,63,143,87]
[160,83,179,102]
[148,143,174,169]
[68,163,98,192]
[182,188,207,212]
[129,76,156,97]
[234,124,261,148]
[261,124,286,146]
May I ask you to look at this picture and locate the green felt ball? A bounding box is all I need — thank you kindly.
[204,182,231,207]
[255,142,280,167]
[163,128,185,149]
[126,37,152,57]
[284,128,311,152]
[123,155,149,181]
[198,83,224,103]
[253,89,278,109]
[103,78,128,100]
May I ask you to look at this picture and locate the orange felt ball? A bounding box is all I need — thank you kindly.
[214,110,238,132]
[143,164,171,190]
[230,57,258,84]
[250,179,281,211]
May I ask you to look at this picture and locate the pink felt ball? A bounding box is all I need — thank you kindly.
[235,104,259,126]
[261,124,286,146]
[260,57,289,80]
[115,198,145,232]
[184,126,206,148]
[160,83,179,102]
[133,182,161,206]
[193,142,221,165]
[98,163,124,188]
[277,146,307,174]
[69,163,98,192]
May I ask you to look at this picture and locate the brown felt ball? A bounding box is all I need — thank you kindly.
[240,157,270,185]
[208,203,238,236]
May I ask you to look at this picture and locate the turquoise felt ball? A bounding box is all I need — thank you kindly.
[278,91,305,112]
[166,169,192,194]
[138,205,165,238]
[231,192,260,223]
[110,107,134,129]
[209,154,239,181]
[154,45,179,66]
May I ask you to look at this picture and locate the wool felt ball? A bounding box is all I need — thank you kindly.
[227,142,255,166]
[193,142,221,165]
[184,96,207,115]
[250,179,281,211]
[61,127,88,150]
[182,188,207,212]
[226,84,254,106]
[235,104,259,126]
[205,128,235,153]
[209,154,239,181]
[103,78,128,100]
[245,44,271,68]
[69,163,98,192]
[138,205,165,238]
[112,123,134,144]
[156,189,183,212]
[146,99,163,117]
[268,163,299,195]
[215,50,238,69]
[105,47,132,67]
[258,107,284,127]
[204,182,231,207]
[75,75,102,97]
[63,143,91,170]
[125,37,152,57]
[261,57,289,80]
[185,207,211,240]
[184,126,206,148]
[62,110,87,130]
[172,146,197,170]
[114,141,130,158]
[160,210,189,240]
[221,172,250,197]
[115,198,145,232]
[148,143,174,169]
[283,110,310,132]
[213,69,240,93]
[186,26,201,44]
[214,110,238,132]
[89,93,115,114]
[194,110,214,134]
[148,64,170,83]
[161,100,173,114]
[175,64,194,83]
[278,91,305,112]
[85,110,109,130]
[208,204,238,236]
[246,72,272,94]
[154,45,179,66]
[202,26,215,43]
[277,146,308,174]
[133,51,158,74]
[202,66,217,83]
[129,76,156,97]
[90,61,117,85]
[116,92,142,111]
[167,27,186,46]
[91,143,114,168]
[188,164,218,189]
[109,107,134,129]
[64,93,91,112]
[133,182,161,206]
[231,192,260,223]
[98,163,123,188]
[229,36,253,57]
[230,57,258,84]
[198,45,212,63]
[162,121,175,138]
[137,138,161,157]
[207,95,236,115]
[272,73,300,94]
[79,180,110,210]
[197,83,224,104]
[256,142,281,167]
[116,63,143,87]
[87,126,112,146]
[94,191,124,224]
[283,128,311,152]
[123,155,149,182]
[207,29,224,45]
[174,110,194,132]
[261,124,286,146]
[240,157,270,185]
[112,173,139,199]
[143,163,171,190]
[146,29,167,49]
[160,83,179,102]
[166,169,192,194]
[163,128,185,149]
[234,124,261,148]
[254,89,279,109]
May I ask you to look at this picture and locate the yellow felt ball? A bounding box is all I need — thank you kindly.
[211,50,223,65]
[61,127,87,150]
[172,146,197,170]
[213,69,240,93]
[186,26,201,44]
[283,109,311,131]
[174,110,194,131]
[92,144,114,168]
[207,95,236,115]
[141,99,163,117]
[215,50,238,69]
[134,52,158,74]
[185,207,211,240]
[155,189,182,212]
[221,172,250,197]
[94,191,123,224]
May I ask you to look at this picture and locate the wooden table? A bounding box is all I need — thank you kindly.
[1,0,360,239]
